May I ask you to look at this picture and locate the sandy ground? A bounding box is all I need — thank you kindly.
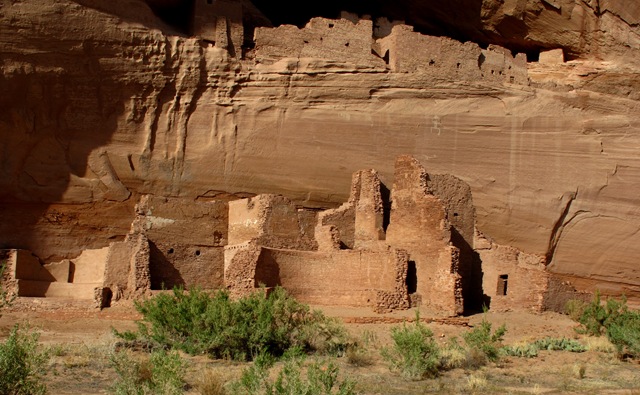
[1,298,639,394]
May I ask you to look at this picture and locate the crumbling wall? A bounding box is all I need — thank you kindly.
[542,276,592,313]
[376,24,482,79]
[192,0,243,57]
[480,45,528,85]
[103,233,151,301]
[254,17,385,68]
[317,169,386,250]
[426,173,482,310]
[476,232,549,312]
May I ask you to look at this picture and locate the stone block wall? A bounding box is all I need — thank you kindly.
[254,17,385,68]
[477,234,549,312]
[377,24,483,79]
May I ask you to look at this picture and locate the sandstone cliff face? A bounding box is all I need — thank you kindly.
[1,0,640,299]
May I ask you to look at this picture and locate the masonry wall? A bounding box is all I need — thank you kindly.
[139,196,227,290]
[386,156,454,308]
[255,247,409,311]
[229,195,316,250]
[478,241,549,312]
[192,0,243,57]
[254,17,385,68]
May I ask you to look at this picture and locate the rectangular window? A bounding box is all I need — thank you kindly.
[497,274,508,296]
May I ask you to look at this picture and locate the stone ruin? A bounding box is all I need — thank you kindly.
[189,2,530,85]
[0,155,587,314]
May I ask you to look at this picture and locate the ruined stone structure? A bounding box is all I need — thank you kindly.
[0,155,590,314]
[2,0,640,313]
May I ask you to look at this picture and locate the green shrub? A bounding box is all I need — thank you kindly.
[110,349,186,395]
[116,287,349,361]
[381,314,440,380]
[462,317,506,363]
[230,355,356,395]
[572,291,640,359]
[0,324,49,395]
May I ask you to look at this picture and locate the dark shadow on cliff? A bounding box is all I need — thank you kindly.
[0,4,139,263]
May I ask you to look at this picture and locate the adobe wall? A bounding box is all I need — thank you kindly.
[192,0,243,57]
[476,232,549,312]
[103,233,151,300]
[133,196,227,290]
[254,17,385,68]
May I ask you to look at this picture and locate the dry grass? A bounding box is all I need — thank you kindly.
[584,336,617,353]
[195,370,227,395]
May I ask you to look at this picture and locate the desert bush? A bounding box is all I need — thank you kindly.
[381,315,440,380]
[115,286,349,361]
[110,349,186,395]
[0,324,49,395]
[572,291,640,359]
[229,354,356,395]
[502,342,539,358]
[462,317,506,363]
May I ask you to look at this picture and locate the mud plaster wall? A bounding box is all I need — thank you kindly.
[318,204,355,249]
[255,247,409,310]
[228,195,316,250]
[479,243,549,312]
[142,197,227,289]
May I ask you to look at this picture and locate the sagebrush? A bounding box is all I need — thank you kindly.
[116,286,349,361]
[230,353,356,395]
[381,314,440,380]
[0,324,50,395]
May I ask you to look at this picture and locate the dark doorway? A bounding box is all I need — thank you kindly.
[406,260,417,294]
[497,274,508,296]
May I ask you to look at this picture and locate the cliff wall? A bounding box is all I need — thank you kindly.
[2,0,640,299]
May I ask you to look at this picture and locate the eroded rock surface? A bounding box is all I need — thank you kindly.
[1,0,640,301]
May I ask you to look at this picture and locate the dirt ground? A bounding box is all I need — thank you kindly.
[1,298,640,394]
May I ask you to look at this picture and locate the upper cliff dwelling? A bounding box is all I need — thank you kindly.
[1,0,640,316]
